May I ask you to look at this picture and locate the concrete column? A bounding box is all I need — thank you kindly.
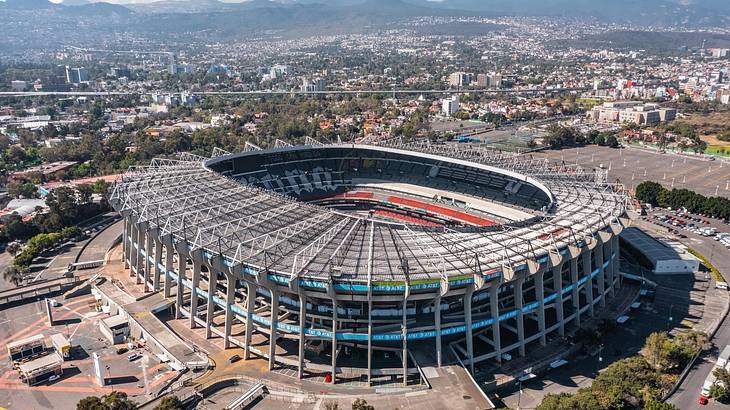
[570,257,580,327]
[122,218,129,267]
[582,251,594,317]
[206,271,218,339]
[552,264,565,336]
[612,236,621,290]
[536,270,546,346]
[189,260,201,329]
[223,273,235,349]
[130,223,138,278]
[367,299,373,385]
[136,226,145,284]
[515,278,526,357]
[153,238,162,292]
[596,243,606,307]
[175,254,185,319]
[402,297,409,386]
[298,293,306,379]
[144,230,153,291]
[464,287,474,373]
[434,296,442,367]
[244,281,255,360]
[269,289,279,371]
[331,298,338,384]
[606,239,615,297]
[490,285,502,363]
[163,243,173,298]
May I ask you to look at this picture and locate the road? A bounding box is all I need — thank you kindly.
[638,211,730,409]
[0,87,600,98]
[670,311,730,409]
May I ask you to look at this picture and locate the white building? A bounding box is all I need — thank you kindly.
[442,95,460,115]
[11,81,26,92]
[588,101,676,126]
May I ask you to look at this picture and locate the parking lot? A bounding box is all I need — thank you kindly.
[531,145,730,199]
[0,292,177,410]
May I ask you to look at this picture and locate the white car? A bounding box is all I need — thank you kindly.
[48,375,60,382]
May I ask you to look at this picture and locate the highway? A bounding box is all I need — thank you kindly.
[0,87,601,98]
[669,311,730,409]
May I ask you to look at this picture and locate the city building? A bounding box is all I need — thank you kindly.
[65,66,89,84]
[448,72,472,87]
[301,77,325,93]
[441,95,460,115]
[10,80,26,92]
[588,101,676,126]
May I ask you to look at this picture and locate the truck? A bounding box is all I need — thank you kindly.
[717,345,730,368]
[700,227,717,237]
[699,344,730,404]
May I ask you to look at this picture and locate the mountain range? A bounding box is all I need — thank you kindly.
[3,0,730,20]
[0,0,728,44]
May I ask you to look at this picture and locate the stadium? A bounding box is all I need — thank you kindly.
[110,138,629,385]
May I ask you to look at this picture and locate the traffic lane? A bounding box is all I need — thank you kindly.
[669,309,730,409]
[0,251,15,290]
[78,218,122,262]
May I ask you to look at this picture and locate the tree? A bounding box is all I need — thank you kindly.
[153,395,182,410]
[323,401,340,410]
[7,181,38,199]
[605,135,619,148]
[644,399,680,410]
[76,391,137,410]
[6,241,22,256]
[641,332,668,370]
[713,367,730,401]
[351,398,374,410]
[45,186,81,227]
[3,266,24,286]
[635,181,666,206]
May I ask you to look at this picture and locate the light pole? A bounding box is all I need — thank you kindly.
[516,379,522,410]
[668,304,673,327]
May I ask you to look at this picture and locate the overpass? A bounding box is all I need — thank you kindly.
[0,87,603,99]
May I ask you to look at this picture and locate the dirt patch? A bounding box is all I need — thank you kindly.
[681,112,730,136]
[701,135,730,147]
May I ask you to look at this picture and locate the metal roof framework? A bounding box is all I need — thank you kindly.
[110,142,628,284]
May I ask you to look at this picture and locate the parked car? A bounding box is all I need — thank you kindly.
[228,354,241,363]
[127,353,140,362]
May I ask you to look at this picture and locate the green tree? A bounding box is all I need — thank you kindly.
[153,395,182,410]
[641,332,668,370]
[351,398,374,410]
[3,265,24,286]
[76,391,137,410]
[7,181,38,199]
[635,181,666,206]
[644,399,680,410]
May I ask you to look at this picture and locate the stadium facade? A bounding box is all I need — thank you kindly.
[110,139,629,384]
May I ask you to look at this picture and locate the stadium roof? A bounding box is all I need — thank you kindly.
[110,140,628,286]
